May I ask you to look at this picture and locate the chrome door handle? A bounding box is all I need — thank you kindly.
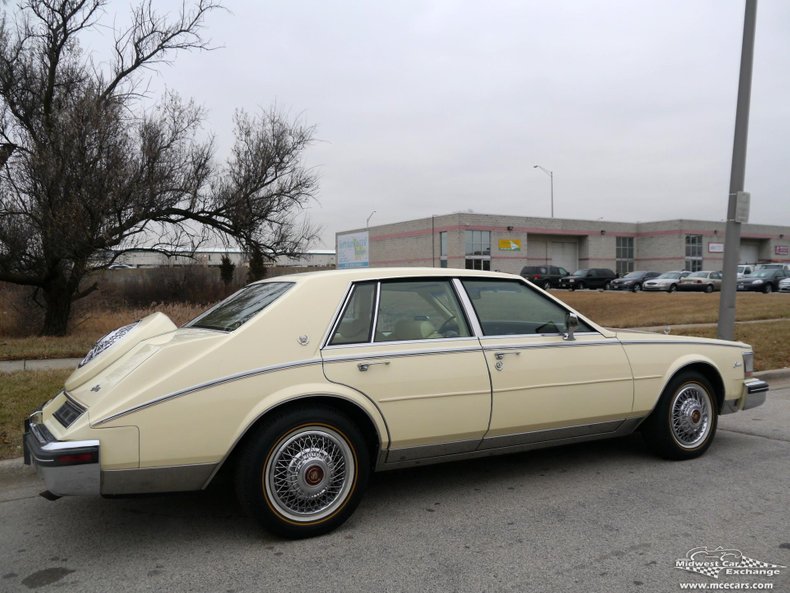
[494,351,520,360]
[357,361,391,372]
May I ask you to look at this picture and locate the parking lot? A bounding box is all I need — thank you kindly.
[1,376,788,593]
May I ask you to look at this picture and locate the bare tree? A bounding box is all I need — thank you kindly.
[0,1,318,335]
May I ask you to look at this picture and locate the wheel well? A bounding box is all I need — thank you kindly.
[674,363,725,411]
[219,396,382,481]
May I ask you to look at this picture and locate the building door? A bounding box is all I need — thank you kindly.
[551,241,578,272]
[739,242,760,264]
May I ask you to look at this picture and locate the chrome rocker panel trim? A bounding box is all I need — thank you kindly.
[377,418,645,471]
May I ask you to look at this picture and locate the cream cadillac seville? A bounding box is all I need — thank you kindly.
[24,268,768,538]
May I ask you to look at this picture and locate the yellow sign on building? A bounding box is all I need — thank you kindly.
[498,239,522,251]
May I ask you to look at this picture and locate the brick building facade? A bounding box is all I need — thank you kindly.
[337,213,790,275]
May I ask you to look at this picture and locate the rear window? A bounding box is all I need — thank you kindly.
[186,282,292,332]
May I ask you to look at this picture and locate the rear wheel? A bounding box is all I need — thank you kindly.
[235,406,370,538]
[543,281,552,290]
[641,371,718,460]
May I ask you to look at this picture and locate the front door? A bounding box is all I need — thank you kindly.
[459,278,634,445]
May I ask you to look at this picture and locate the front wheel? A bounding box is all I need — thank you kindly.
[668,284,677,293]
[235,406,370,538]
[704,284,714,293]
[764,284,773,294]
[632,283,642,292]
[641,372,718,460]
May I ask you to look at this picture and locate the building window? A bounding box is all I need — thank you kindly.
[439,232,448,268]
[615,237,634,276]
[464,230,491,270]
[685,235,703,272]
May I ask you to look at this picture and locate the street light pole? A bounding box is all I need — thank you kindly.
[533,164,554,218]
[366,210,376,228]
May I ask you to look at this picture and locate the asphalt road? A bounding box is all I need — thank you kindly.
[1,383,788,593]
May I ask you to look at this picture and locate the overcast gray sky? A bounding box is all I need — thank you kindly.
[109,1,790,247]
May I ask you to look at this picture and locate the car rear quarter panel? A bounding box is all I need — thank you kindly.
[77,274,389,469]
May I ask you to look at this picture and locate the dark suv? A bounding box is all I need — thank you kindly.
[559,268,617,290]
[520,265,570,289]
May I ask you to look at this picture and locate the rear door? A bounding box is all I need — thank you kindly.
[321,279,492,462]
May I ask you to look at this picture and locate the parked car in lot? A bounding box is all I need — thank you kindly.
[737,268,789,293]
[755,263,790,272]
[519,265,570,290]
[558,268,617,290]
[737,265,754,278]
[643,271,690,293]
[24,268,767,538]
[779,277,790,292]
[677,271,723,293]
[608,271,661,292]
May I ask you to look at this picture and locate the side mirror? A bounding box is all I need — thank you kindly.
[564,312,579,341]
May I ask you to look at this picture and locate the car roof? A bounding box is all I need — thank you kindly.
[252,267,521,286]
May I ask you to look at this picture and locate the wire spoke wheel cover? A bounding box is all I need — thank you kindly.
[669,383,712,449]
[264,425,356,523]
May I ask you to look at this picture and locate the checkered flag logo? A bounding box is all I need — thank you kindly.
[675,547,786,580]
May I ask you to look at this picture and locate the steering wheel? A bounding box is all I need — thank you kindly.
[437,315,459,337]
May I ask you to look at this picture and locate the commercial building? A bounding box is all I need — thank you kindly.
[336,212,790,276]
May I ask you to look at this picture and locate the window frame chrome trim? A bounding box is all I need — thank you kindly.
[321,281,356,349]
[453,277,483,337]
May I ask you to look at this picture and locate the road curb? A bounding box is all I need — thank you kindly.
[0,358,81,373]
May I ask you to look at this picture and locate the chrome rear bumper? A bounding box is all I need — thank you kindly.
[23,411,100,496]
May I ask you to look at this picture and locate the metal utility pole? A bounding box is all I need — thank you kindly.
[718,0,757,341]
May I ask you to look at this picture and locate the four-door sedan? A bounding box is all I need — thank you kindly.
[642,271,690,293]
[737,268,789,293]
[558,268,617,290]
[608,271,661,292]
[24,268,768,538]
[780,277,790,293]
[677,271,723,293]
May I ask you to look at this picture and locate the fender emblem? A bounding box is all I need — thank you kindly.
[91,384,101,392]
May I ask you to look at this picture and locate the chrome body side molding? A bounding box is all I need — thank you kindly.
[93,358,324,426]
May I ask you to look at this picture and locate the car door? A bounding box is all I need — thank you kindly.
[459,278,634,448]
[321,279,492,462]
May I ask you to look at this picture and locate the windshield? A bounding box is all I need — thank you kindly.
[187,282,293,332]
[623,272,643,279]
[657,272,681,279]
[752,270,774,278]
[572,269,588,277]
[687,272,708,278]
